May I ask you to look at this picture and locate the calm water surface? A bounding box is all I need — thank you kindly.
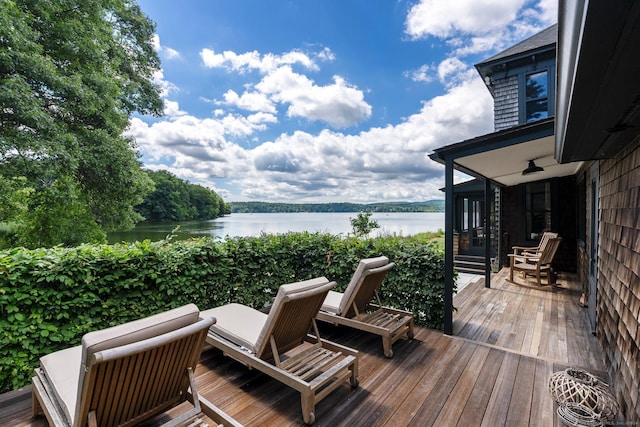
[107,212,444,244]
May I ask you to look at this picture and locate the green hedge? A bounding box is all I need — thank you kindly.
[0,233,447,393]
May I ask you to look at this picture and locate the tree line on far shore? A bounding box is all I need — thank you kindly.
[229,200,445,213]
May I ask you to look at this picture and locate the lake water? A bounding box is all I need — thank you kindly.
[107,212,444,243]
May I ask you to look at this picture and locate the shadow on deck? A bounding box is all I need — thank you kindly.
[1,268,609,426]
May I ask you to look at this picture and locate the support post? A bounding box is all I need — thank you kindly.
[484,178,492,288]
[444,158,454,335]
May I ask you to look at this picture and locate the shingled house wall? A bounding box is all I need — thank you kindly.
[492,75,519,131]
[593,135,640,422]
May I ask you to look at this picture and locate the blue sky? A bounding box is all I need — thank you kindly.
[129,0,557,203]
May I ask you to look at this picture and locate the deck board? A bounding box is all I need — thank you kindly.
[1,269,610,426]
[457,347,505,426]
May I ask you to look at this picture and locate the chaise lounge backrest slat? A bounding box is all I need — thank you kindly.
[343,263,395,318]
[255,277,336,360]
[76,316,213,426]
[335,256,394,318]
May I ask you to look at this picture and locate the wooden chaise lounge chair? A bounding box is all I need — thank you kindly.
[201,277,359,425]
[32,304,241,427]
[316,256,414,358]
[508,237,562,286]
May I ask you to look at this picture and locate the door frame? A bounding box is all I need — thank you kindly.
[588,162,599,332]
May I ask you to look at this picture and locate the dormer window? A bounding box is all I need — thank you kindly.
[525,71,548,122]
[474,24,557,131]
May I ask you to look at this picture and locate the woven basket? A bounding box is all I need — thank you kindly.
[557,403,603,427]
[548,368,619,422]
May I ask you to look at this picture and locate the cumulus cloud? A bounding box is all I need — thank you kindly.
[256,67,371,128]
[405,64,435,83]
[405,0,526,39]
[152,34,181,60]
[200,48,320,73]
[163,100,186,118]
[152,69,178,98]
[200,48,370,129]
[129,62,492,203]
[405,0,558,56]
[220,90,277,113]
[129,1,558,203]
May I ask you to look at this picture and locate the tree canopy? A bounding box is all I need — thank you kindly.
[0,0,163,248]
[136,170,229,222]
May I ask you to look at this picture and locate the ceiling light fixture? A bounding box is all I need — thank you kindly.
[522,159,544,175]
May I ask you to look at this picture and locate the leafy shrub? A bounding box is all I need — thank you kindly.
[0,232,446,393]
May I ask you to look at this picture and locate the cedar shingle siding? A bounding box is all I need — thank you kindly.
[594,135,640,422]
[493,75,519,131]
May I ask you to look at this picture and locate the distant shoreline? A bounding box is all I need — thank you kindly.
[229,200,445,213]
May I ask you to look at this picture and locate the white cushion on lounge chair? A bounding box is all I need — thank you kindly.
[203,277,332,354]
[204,277,356,424]
[39,345,82,423]
[337,256,389,315]
[202,303,267,353]
[39,304,200,425]
[320,290,343,314]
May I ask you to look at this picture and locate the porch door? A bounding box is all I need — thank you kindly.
[464,196,486,254]
[588,163,599,331]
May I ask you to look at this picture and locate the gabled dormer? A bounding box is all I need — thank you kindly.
[475,25,557,131]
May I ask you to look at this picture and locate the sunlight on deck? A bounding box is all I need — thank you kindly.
[1,268,611,426]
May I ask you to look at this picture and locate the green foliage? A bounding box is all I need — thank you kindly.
[136,170,226,222]
[350,211,380,237]
[4,176,106,248]
[0,176,32,222]
[230,200,445,213]
[0,0,161,247]
[0,233,447,393]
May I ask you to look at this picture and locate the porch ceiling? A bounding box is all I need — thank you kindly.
[454,135,583,186]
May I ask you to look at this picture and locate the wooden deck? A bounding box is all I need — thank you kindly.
[1,268,609,426]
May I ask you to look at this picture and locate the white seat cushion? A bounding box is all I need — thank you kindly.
[67,304,199,424]
[202,303,267,354]
[38,304,201,425]
[39,345,82,424]
[321,290,344,314]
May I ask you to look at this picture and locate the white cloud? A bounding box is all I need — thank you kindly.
[152,34,181,60]
[528,0,558,25]
[130,1,560,203]
[199,48,369,128]
[405,0,526,39]
[200,48,319,73]
[316,47,336,62]
[256,67,371,128]
[437,57,468,86]
[405,64,435,83]
[128,67,492,203]
[220,90,277,113]
[163,100,186,117]
[405,0,557,58]
[152,69,178,98]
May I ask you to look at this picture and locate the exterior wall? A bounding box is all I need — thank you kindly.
[493,75,519,131]
[595,135,640,422]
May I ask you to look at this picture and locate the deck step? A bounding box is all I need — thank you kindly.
[455,255,487,275]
